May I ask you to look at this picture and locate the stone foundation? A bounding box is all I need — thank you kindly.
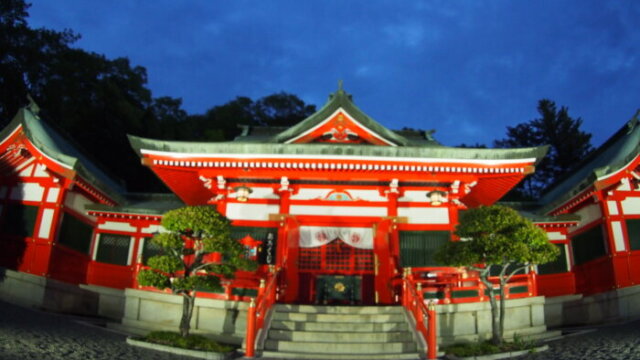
[0,267,98,315]
[79,284,125,320]
[120,288,249,345]
[434,296,549,345]
[544,285,640,327]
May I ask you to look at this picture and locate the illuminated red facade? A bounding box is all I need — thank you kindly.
[1,90,638,306]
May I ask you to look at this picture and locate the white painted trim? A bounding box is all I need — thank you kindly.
[92,234,100,261]
[607,201,619,216]
[621,197,640,215]
[46,188,60,203]
[16,158,36,175]
[226,203,281,221]
[140,148,537,166]
[33,163,50,178]
[546,231,566,241]
[137,237,146,262]
[290,205,387,217]
[127,236,135,265]
[284,108,397,146]
[574,204,602,229]
[98,221,137,232]
[397,207,450,224]
[37,208,55,239]
[10,182,45,202]
[140,224,167,234]
[611,221,626,252]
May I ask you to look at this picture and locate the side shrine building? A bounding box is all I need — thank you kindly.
[1,86,639,356]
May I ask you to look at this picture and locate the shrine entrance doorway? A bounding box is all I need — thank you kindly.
[296,226,376,305]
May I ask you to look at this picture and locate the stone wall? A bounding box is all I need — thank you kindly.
[120,288,249,345]
[0,267,98,315]
[433,296,548,345]
[544,285,640,327]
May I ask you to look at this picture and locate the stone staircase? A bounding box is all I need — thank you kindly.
[259,304,421,359]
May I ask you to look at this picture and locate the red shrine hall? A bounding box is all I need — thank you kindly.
[1,86,640,308]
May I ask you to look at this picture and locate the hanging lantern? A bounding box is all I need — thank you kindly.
[234,185,253,202]
[426,190,447,206]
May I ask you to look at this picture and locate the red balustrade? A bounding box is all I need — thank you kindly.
[245,267,280,358]
[402,270,438,359]
[408,267,537,304]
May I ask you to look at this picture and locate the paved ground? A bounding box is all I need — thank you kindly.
[0,300,186,360]
[523,319,640,360]
[1,299,640,360]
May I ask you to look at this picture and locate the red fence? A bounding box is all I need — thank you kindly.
[406,267,537,304]
[402,271,437,360]
[245,267,280,358]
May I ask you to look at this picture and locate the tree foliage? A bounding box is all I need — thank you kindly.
[495,99,593,200]
[435,205,559,345]
[138,206,257,337]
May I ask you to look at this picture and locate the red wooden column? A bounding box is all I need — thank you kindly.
[281,216,300,303]
[374,218,394,304]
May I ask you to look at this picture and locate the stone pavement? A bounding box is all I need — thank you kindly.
[523,319,640,360]
[0,300,184,360]
[1,298,640,360]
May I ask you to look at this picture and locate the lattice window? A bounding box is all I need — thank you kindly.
[142,238,164,265]
[299,239,373,273]
[96,233,131,266]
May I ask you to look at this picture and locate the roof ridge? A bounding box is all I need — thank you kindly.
[270,86,413,146]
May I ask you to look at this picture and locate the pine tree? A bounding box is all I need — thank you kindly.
[495,100,593,199]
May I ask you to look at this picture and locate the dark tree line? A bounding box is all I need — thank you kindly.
[1,1,315,192]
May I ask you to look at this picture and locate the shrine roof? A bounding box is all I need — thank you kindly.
[1,107,126,203]
[539,110,640,213]
[130,86,547,163]
[86,192,183,215]
[129,134,547,163]
[270,88,418,146]
[236,125,439,146]
[500,202,581,224]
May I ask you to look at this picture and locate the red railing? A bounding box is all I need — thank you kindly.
[408,267,537,304]
[245,267,280,358]
[403,270,437,360]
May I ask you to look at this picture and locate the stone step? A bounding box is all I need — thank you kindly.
[272,311,405,323]
[260,350,420,360]
[274,304,403,314]
[270,320,409,332]
[264,339,417,355]
[267,329,414,343]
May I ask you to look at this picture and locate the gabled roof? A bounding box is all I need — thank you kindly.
[130,87,547,161]
[129,87,549,207]
[129,134,546,162]
[0,107,126,203]
[271,87,417,146]
[539,110,640,213]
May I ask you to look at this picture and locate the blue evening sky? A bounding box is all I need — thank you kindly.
[27,1,640,147]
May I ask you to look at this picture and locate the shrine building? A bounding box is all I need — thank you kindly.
[1,86,639,353]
